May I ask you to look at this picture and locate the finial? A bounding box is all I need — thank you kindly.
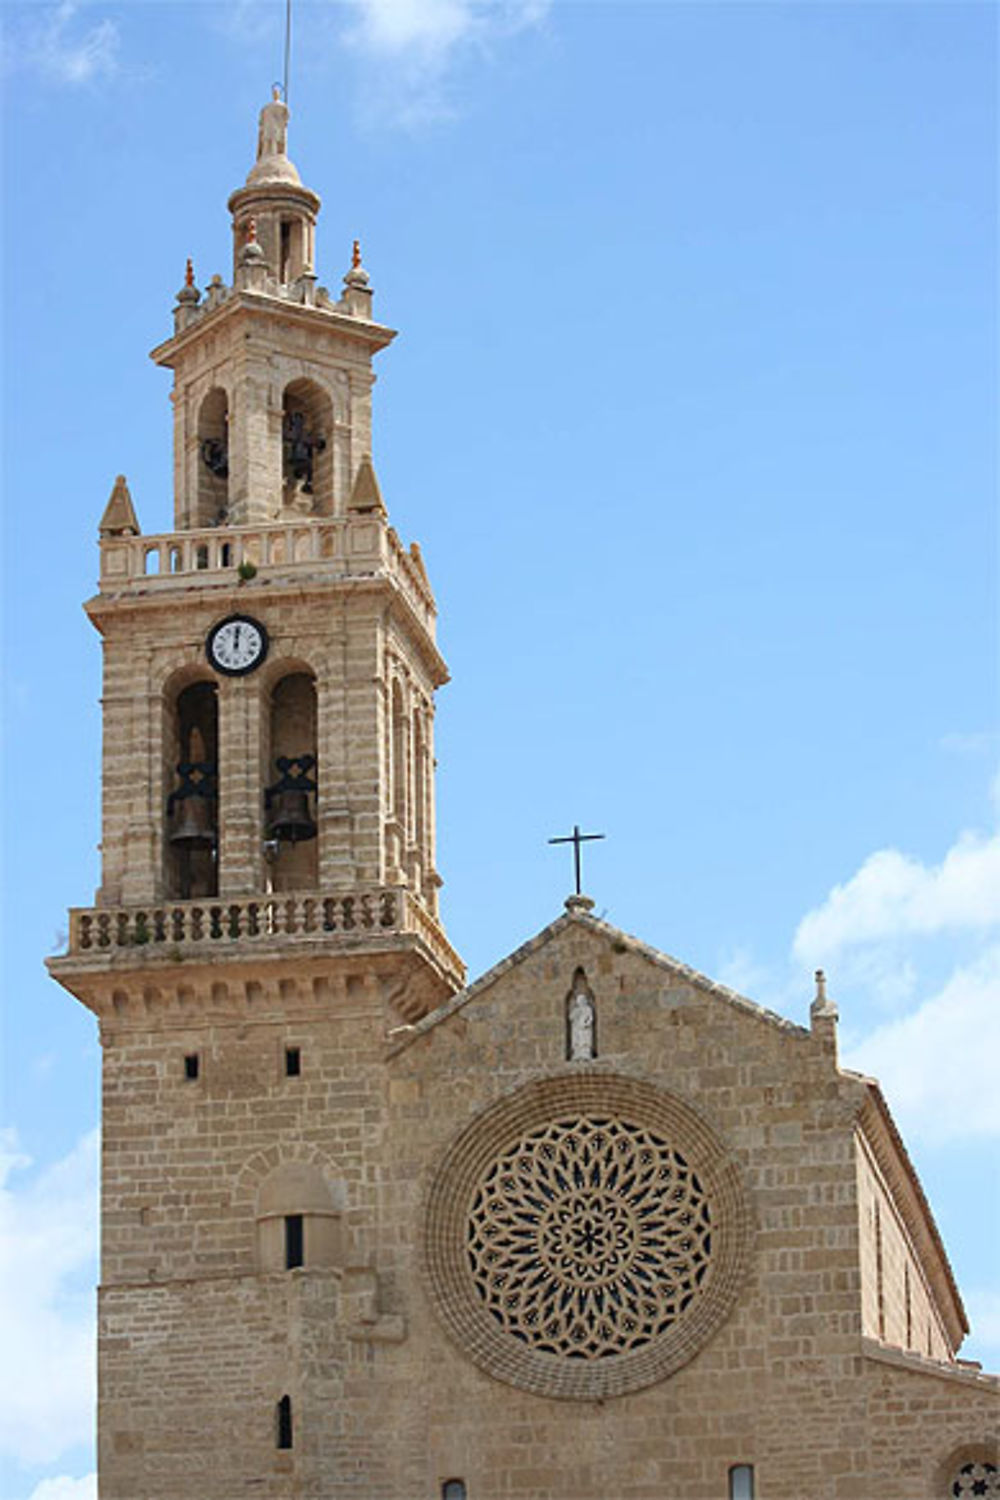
[272,83,282,102]
[352,238,362,270]
[185,258,194,288]
[810,967,839,1023]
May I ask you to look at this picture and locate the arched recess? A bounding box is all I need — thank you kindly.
[164,675,218,899]
[412,705,432,891]
[255,1163,344,1272]
[196,386,230,528]
[282,379,333,516]
[387,677,408,881]
[264,669,318,891]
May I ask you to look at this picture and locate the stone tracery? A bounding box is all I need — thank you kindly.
[952,1463,1000,1497]
[424,1073,752,1400]
[467,1117,713,1358]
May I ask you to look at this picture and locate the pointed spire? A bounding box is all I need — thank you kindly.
[347,455,386,516]
[99,475,140,537]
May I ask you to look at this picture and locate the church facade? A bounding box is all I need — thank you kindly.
[49,97,998,1500]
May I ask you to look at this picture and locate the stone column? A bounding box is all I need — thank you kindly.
[217,675,264,895]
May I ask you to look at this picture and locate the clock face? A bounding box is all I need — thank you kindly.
[206,615,268,676]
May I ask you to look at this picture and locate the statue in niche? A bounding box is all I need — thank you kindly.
[567,976,596,1061]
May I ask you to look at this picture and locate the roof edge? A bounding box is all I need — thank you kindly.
[387,904,809,1056]
[856,1083,968,1350]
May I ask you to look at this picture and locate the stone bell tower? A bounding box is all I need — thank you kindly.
[48,95,463,1497]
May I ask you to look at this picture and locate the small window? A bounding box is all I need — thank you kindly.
[184,1053,199,1081]
[285,1214,304,1269]
[442,1483,467,1500]
[276,1395,293,1450]
[729,1466,755,1500]
[285,1047,301,1078]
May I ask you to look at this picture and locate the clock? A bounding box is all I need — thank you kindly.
[206,614,268,676]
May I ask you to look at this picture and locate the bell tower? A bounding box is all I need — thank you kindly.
[60,90,459,934]
[48,98,463,1495]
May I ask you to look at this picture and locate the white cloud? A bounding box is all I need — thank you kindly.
[341,0,550,126]
[793,830,1000,963]
[27,1475,97,1500]
[842,945,1000,1143]
[0,1128,99,1467]
[9,2,120,86]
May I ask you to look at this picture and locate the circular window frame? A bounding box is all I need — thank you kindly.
[423,1073,753,1400]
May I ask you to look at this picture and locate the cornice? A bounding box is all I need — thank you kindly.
[150,289,395,369]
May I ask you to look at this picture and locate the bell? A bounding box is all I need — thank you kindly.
[169,793,217,850]
[266,788,317,844]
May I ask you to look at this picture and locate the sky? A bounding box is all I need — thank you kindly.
[1,1,997,1495]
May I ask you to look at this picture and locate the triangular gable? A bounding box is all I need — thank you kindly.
[388,904,808,1056]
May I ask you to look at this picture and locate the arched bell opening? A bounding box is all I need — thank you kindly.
[412,707,427,891]
[281,379,333,516]
[165,680,219,899]
[196,387,230,528]
[387,678,407,881]
[265,671,318,892]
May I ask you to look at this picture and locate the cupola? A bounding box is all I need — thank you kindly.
[227,88,320,286]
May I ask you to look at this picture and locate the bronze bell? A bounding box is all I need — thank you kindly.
[168,793,216,849]
[265,753,318,843]
[168,759,218,850]
[266,788,317,844]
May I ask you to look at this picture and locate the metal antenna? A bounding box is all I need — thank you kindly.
[283,0,292,107]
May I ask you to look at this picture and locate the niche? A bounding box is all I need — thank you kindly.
[566,968,597,1060]
[196,387,230,527]
[265,671,318,891]
[413,708,427,872]
[255,1164,343,1272]
[282,379,333,516]
[166,680,218,899]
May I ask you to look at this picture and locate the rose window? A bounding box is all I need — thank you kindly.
[466,1118,712,1358]
[424,1074,751,1399]
[952,1464,1000,1497]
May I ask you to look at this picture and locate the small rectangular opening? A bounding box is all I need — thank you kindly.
[276,1395,293,1450]
[285,1047,301,1077]
[284,1214,304,1270]
[184,1053,199,1081]
[729,1465,755,1500]
[280,219,292,282]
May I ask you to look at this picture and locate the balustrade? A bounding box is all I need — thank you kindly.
[100,516,436,633]
[65,887,462,981]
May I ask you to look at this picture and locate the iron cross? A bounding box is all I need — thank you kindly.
[548,824,605,896]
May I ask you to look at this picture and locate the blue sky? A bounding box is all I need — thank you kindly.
[2,2,997,1495]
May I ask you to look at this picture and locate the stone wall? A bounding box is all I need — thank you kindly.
[93,913,999,1499]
